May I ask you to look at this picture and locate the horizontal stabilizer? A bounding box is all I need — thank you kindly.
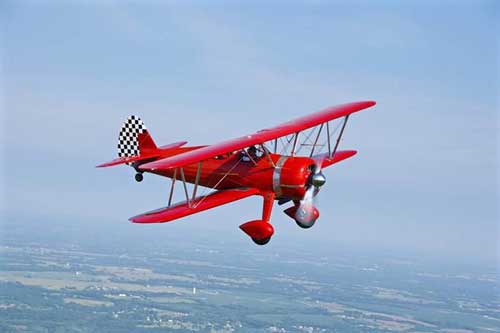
[130,187,260,223]
[96,141,188,168]
[96,152,161,168]
[157,141,188,151]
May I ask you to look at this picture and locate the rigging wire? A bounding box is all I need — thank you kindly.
[192,154,244,209]
[295,126,318,156]
[314,119,343,157]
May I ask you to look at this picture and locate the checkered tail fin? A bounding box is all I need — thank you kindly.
[117,115,158,158]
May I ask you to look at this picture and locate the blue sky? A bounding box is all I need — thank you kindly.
[1,1,498,264]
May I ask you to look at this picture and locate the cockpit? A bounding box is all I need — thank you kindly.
[241,145,268,162]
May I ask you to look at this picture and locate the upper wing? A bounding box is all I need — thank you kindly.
[140,101,375,171]
[129,187,259,223]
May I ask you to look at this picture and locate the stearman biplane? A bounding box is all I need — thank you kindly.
[97,101,376,245]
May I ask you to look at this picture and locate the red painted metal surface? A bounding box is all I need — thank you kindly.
[139,101,375,171]
[144,150,356,202]
[261,192,275,221]
[97,141,191,168]
[157,141,188,150]
[277,156,312,199]
[137,130,158,153]
[283,205,298,220]
[319,150,357,168]
[239,220,275,240]
[148,153,315,201]
[96,153,162,168]
[97,145,205,168]
[130,188,260,223]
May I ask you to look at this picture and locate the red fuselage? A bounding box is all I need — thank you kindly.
[146,148,316,201]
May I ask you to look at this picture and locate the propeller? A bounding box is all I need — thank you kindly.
[294,156,327,228]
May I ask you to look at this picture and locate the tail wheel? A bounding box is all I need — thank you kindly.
[135,173,144,182]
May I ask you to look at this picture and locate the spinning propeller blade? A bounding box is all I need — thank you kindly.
[295,156,327,227]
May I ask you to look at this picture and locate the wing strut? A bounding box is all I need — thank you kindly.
[167,162,204,208]
[326,122,332,156]
[191,162,203,203]
[260,144,276,168]
[291,132,300,156]
[179,168,190,206]
[168,169,177,206]
[192,155,243,209]
[245,150,258,166]
[309,123,324,157]
[331,115,350,158]
[166,156,242,211]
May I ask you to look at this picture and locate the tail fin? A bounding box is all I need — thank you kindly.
[96,116,159,168]
[117,115,157,158]
[97,116,189,168]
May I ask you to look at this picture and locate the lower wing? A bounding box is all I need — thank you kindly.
[129,187,260,223]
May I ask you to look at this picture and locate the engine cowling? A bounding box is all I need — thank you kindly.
[273,156,314,200]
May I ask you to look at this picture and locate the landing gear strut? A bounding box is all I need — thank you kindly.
[135,172,143,182]
[239,193,276,246]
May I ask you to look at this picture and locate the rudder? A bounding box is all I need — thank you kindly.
[117,115,157,158]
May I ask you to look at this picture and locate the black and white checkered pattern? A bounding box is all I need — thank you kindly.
[117,115,146,158]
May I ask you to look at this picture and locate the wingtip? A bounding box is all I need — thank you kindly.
[363,100,376,107]
[129,215,143,223]
[344,100,376,110]
[95,161,118,168]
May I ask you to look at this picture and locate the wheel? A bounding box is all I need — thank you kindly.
[135,173,143,182]
[252,237,271,246]
[296,219,315,229]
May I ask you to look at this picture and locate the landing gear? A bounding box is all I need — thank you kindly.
[135,173,143,182]
[240,220,274,246]
[296,219,315,229]
[239,193,276,246]
[252,237,271,246]
[284,205,318,229]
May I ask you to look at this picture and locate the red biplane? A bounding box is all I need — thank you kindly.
[97,101,376,245]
